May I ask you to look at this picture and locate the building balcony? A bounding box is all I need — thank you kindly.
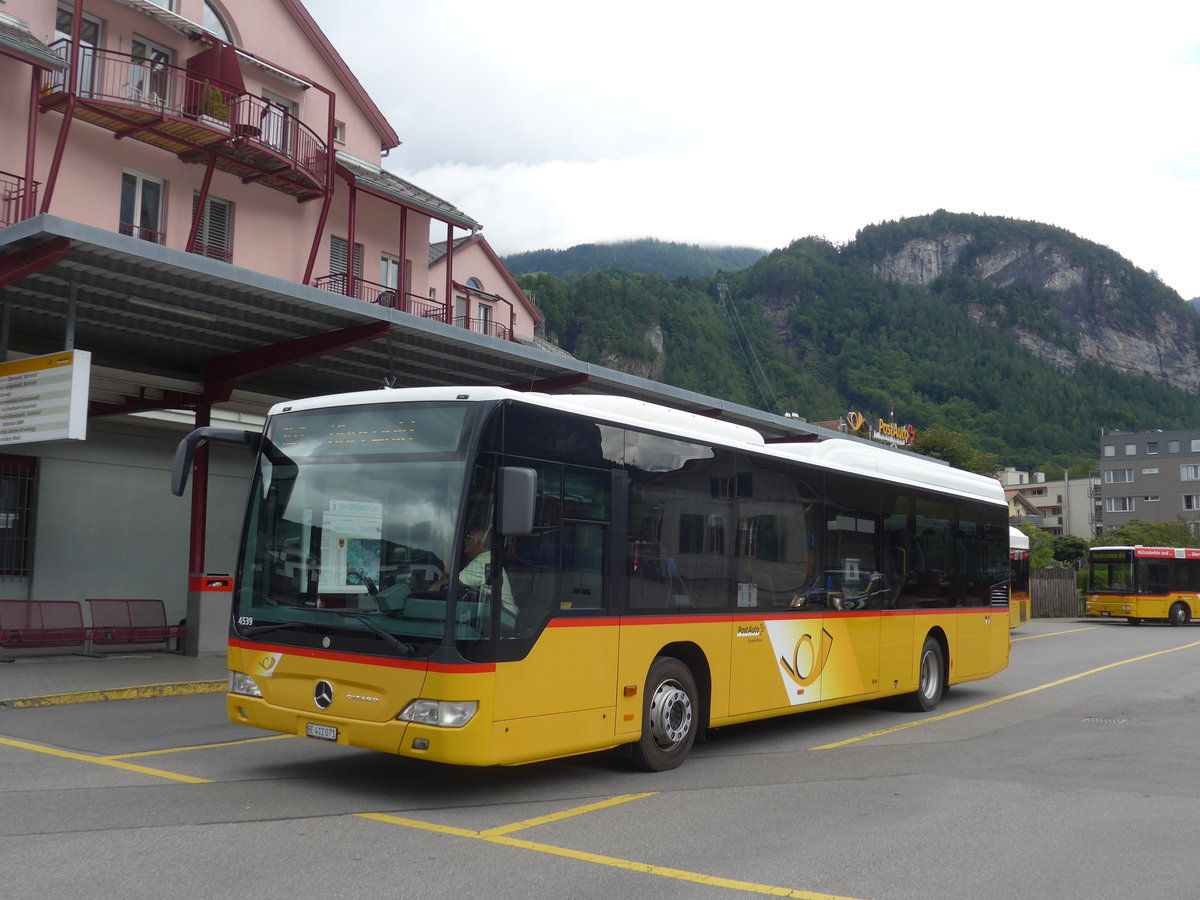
[0,170,38,227]
[313,274,515,341]
[39,41,328,202]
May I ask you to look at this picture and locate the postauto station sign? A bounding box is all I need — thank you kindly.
[845,411,916,447]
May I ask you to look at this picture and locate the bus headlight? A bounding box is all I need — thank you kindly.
[397,699,478,727]
[229,671,263,697]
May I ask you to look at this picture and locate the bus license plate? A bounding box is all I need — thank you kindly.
[305,723,338,742]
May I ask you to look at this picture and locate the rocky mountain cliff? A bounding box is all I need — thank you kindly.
[868,228,1200,392]
[517,216,1200,472]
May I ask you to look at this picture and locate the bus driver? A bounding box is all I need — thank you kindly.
[458,529,518,625]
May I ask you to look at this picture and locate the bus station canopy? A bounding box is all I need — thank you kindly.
[0,215,837,442]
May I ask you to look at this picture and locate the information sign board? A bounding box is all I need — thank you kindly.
[0,350,90,445]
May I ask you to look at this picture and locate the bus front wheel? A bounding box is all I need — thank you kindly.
[1169,602,1190,627]
[899,636,945,713]
[629,657,698,772]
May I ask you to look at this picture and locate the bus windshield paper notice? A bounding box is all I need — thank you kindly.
[319,499,383,592]
[0,351,90,445]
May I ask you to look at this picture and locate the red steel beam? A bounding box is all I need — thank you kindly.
[0,237,72,288]
[202,319,391,402]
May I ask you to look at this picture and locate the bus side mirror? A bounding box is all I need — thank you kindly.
[171,427,260,496]
[498,466,536,536]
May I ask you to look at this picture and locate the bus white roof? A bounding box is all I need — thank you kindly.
[269,386,1005,506]
[1009,526,1029,550]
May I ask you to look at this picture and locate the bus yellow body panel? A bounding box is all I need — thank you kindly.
[229,605,1009,766]
[1085,593,1179,621]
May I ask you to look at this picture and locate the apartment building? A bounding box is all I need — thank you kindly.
[0,0,546,636]
[998,467,1099,540]
[1097,429,1200,536]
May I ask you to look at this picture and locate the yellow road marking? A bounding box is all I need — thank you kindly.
[1012,626,1096,641]
[108,733,294,759]
[481,792,656,836]
[360,801,863,900]
[0,680,226,709]
[0,735,211,783]
[813,638,1200,750]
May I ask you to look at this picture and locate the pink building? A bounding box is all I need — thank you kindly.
[0,0,540,340]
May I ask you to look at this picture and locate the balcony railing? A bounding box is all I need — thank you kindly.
[0,171,38,228]
[314,274,515,341]
[40,41,327,200]
[118,221,166,245]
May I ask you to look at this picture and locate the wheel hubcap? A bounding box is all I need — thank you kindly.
[920,650,940,700]
[648,679,692,748]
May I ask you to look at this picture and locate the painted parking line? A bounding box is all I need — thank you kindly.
[359,795,863,900]
[812,638,1200,750]
[107,733,294,759]
[0,680,227,709]
[0,734,211,783]
[1012,625,1097,642]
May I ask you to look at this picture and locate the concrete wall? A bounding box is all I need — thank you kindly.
[4,418,253,626]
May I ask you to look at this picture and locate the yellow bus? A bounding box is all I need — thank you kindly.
[173,387,1011,770]
[1086,545,1199,626]
[1007,527,1031,628]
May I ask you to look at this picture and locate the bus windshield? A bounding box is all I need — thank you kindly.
[1089,549,1135,594]
[235,402,472,656]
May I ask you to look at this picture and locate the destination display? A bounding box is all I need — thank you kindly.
[0,351,91,445]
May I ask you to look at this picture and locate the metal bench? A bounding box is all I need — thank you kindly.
[86,599,186,651]
[0,600,91,661]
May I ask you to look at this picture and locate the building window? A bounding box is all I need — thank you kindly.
[380,254,400,289]
[333,120,346,144]
[1146,441,1159,454]
[1142,467,1159,475]
[191,193,233,262]
[0,456,36,577]
[202,1,233,42]
[1104,469,1133,484]
[55,6,103,94]
[261,90,296,155]
[130,36,173,105]
[329,235,363,296]
[1124,443,1137,455]
[1144,496,1160,503]
[120,171,165,244]
[1106,497,1135,513]
[475,303,493,334]
[1182,465,1200,482]
[1169,440,1181,453]
[1192,440,1200,453]
[1185,496,1200,511]
[1103,445,1115,457]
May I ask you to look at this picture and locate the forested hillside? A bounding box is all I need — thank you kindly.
[515,213,1200,476]
[504,238,764,279]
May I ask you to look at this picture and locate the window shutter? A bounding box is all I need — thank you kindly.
[191,193,232,262]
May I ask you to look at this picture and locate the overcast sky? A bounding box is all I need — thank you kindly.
[303,1,1200,299]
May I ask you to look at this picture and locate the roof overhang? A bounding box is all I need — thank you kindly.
[0,215,836,442]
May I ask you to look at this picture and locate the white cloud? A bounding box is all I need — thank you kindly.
[306,0,1200,298]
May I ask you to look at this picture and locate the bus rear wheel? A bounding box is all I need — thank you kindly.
[1169,602,1190,627]
[629,657,698,772]
[899,636,945,712]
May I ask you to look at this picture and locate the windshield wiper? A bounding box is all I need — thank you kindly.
[327,610,415,656]
[241,621,298,637]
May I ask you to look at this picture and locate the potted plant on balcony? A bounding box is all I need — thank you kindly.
[198,83,229,127]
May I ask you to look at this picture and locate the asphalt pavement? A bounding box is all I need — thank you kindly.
[0,649,226,709]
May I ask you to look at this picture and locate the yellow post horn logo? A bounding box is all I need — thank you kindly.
[780,628,834,687]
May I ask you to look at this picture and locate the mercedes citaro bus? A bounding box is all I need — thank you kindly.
[173,386,1011,769]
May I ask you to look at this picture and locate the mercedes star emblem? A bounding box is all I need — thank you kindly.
[314,680,334,710]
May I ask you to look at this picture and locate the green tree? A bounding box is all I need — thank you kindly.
[1091,519,1196,548]
[910,427,998,476]
[1018,523,1056,569]
[1051,534,1089,567]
